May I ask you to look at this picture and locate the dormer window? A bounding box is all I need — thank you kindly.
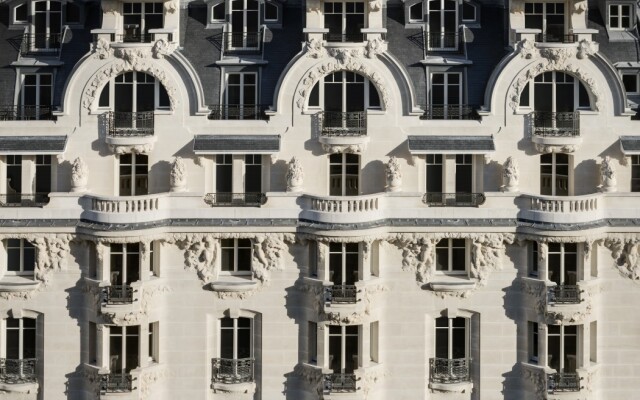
[462,1,476,22]
[409,2,424,22]
[609,4,633,30]
[525,2,568,43]
[324,1,365,42]
[212,2,226,21]
[264,2,278,21]
[122,2,164,42]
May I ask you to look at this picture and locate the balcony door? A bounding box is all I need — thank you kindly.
[328,325,358,374]
[324,1,365,42]
[244,155,262,195]
[220,317,252,360]
[540,153,569,196]
[329,243,359,286]
[33,0,61,49]
[109,326,139,373]
[427,0,457,49]
[20,74,52,120]
[225,73,257,119]
[6,318,36,362]
[435,316,467,360]
[110,243,141,287]
[430,73,462,119]
[524,2,565,42]
[119,153,148,196]
[329,153,359,196]
[547,243,578,286]
[547,325,577,373]
[231,0,259,48]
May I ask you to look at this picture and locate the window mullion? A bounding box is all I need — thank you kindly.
[233,319,238,359]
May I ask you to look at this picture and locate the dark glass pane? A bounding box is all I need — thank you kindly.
[435,327,449,358]
[237,248,251,272]
[410,3,422,20]
[237,327,251,358]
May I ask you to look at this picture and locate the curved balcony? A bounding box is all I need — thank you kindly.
[204,193,266,207]
[317,110,368,156]
[323,373,357,393]
[0,194,49,208]
[107,111,155,137]
[428,357,472,393]
[548,285,582,304]
[104,284,134,305]
[0,358,37,384]
[324,284,358,304]
[100,372,133,394]
[423,192,486,207]
[211,358,254,385]
[529,111,582,152]
[301,193,382,224]
[548,372,581,393]
[82,193,169,224]
[518,193,601,224]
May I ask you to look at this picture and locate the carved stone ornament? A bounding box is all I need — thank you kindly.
[577,39,597,59]
[501,156,519,192]
[152,38,177,59]
[511,1,525,14]
[391,233,514,296]
[252,234,294,284]
[81,364,102,399]
[180,235,218,284]
[523,365,547,400]
[510,42,602,112]
[360,365,388,397]
[71,157,89,192]
[304,38,326,59]
[519,278,546,316]
[368,0,382,11]
[518,38,537,59]
[306,0,322,14]
[296,57,391,110]
[604,237,640,281]
[324,283,388,324]
[385,156,402,192]
[83,48,178,111]
[31,235,72,286]
[365,37,387,59]
[93,38,112,60]
[110,143,154,155]
[139,365,168,400]
[170,157,187,192]
[574,0,587,13]
[102,284,171,325]
[599,156,617,192]
[534,143,579,154]
[164,0,178,13]
[286,157,304,192]
[321,143,368,154]
[293,364,323,396]
[101,0,118,14]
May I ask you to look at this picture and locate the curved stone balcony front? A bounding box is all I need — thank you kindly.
[517,193,601,224]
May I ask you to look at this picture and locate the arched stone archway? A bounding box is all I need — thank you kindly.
[81,42,179,112]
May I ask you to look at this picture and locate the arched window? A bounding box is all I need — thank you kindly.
[308,72,381,111]
[520,71,591,111]
[98,72,170,111]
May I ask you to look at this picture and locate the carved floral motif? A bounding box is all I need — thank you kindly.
[321,143,368,154]
[286,157,304,192]
[501,156,519,192]
[304,38,326,58]
[152,38,176,59]
[71,157,89,192]
[385,156,401,192]
[523,365,546,400]
[170,157,187,192]
[604,237,640,281]
[139,365,168,400]
[599,156,617,192]
[164,0,178,13]
[31,236,72,286]
[365,37,387,58]
[93,38,112,60]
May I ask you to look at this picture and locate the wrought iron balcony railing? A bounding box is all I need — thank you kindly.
[0,194,49,207]
[0,105,55,121]
[224,31,263,51]
[423,192,486,207]
[204,193,267,207]
[535,33,577,43]
[324,284,358,304]
[0,358,37,384]
[107,111,155,137]
[529,111,580,137]
[425,32,461,52]
[548,372,581,393]
[323,373,357,393]
[211,358,254,384]
[429,358,471,384]
[207,104,268,120]
[319,111,367,136]
[324,32,365,42]
[548,284,582,304]
[420,105,480,120]
[104,284,134,305]
[100,372,133,393]
[20,33,61,55]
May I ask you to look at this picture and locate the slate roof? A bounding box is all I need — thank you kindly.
[193,134,281,153]
[407,135,495,153]
[588,1,640,64]
[0,135,68,153]
[619,136,640,153]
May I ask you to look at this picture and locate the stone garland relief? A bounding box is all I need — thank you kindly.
[604,237,640,281]
[84,43,178,111]
[179,234,294,298]
[511,39,600,112]
[298,42,390,110]
[391,233,514,297]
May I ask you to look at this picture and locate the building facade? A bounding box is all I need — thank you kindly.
[0,0,639,399]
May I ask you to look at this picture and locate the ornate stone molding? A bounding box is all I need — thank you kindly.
[293,364,323,396]
[252,234,293,284]
[304,38,326,59]
[102,284,170,325]
[152,38,177,59]
[71,157,89,192]
[31,235,72,286]
[80,364,102,399]
[470,234,515,286]
[296,57,391,110]
[170,157,187,192]
[286,157,304,192]
[501,156,519,192]
[101,0,118,14]
[522,365,546,400]
[365,37,387,58]
[360,365,388,397]
[385,156,401,192]
[93,38,112,60]
[519,278,546,315]
[83,47,178,111]
[0,291,35,301]
[533,143,579,154]
[510,41,602,112]
[390,234,437,284]
[368,0,382,11]
[321,143,367,154]
[604,237,640,281]
[139,365,168,400]
[180,235,217,284]
[164,0,178,13]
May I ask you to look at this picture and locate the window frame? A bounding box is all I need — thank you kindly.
[547,324,579,372]
[218,316,253,360]
[540,153,571,196]
[6,239,36,276]
[19,73,53,109]
[98,71,170,111]
[609,3,634,30]
[622,72,639,94]
[122,2,165,37]
[108,325,140,373]
[435,238,468,275]
[109,243,141,286]
[118,153,149,197]
[220,238,253,275]
[430,72,463,108]
[4,317,37,361]
[408,1,424,22]
[529,321,539,363]
[520,71,592,111]
[547,242,579,285]
[307,72,381,111]
[461,1,477,22]
[329,153,360,196]
[264,1,278,22]
[327,324,360,373]
[328,242,360,285]
[223,72,258,110]
[435,316,469,360]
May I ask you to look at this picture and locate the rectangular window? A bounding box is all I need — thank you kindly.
[430,73,462,119]
[426,154,443,194]
[525,2,565,41]
[462,2,476,21]
[328,325,359,373]
[547,242,578,286]
[6,317,36,360]
[109,325,140,373]
[6,155,22,202]
[547,325,578,372]
[623,73,638,93]
[632,155,640,192]
[15,4,28,23]
[370,321,379,363]
[123,2,164,41]
[244,155,262,194]
[610,4,633,29]
[212,2,226,21]
[455,154,473,193]
[20,74,52,119]
[89,322,97,364]
[324,1,365,42]
[225,73,258,119]
[435,238,466,274]
[219,317,252,360]
[435,316,467,359]
[220,238,252,274]
[329,242,359,286]
[329,153,359,196]
[110,243,141,286]
[308,321,317,363]
[216,154,233,194]
[409,2,423,22]
[540,153,569,196]
[7,239,36,275]
[119,153,148,196]
[529,322,539,362]
[530,241,539,277]
[35,155,52,195]
[264,2,278,21]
